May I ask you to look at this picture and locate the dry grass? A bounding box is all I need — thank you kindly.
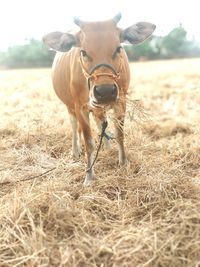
[0,58,200,267]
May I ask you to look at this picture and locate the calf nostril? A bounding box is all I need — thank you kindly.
[111,84,117,94]
[94,86,102,97]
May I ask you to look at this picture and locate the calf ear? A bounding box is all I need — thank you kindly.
[122,22,156,44]
[43,31,77,52]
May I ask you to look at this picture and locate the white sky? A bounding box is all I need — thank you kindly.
[0,0,199,50]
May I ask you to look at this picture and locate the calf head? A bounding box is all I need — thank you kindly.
[43,14,156,107]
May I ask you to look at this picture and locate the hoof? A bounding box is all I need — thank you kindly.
[119,157,127,167]
[83,178,93,187]
[72,148,82,160]
[83,170,94,186]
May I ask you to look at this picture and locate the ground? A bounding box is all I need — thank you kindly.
[0,58,200,267]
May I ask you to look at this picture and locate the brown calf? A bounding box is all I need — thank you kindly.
[43,13,156,185]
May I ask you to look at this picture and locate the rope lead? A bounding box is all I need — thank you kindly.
[86,120,108,173]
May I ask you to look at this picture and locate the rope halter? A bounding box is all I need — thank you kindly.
[79,52,123,90]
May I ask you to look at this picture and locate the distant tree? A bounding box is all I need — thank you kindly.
[0,39,54,68]
[124,37,159,61]
[186,40,200,57]
[159,24,194,58]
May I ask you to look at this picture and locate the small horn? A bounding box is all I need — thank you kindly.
[74,16,83,27]
[113,12,121,24]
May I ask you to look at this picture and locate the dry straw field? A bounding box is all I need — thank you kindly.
[0,58,200,267]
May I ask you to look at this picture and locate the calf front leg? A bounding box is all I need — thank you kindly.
[76,106,95,186]
[69,113,82,159]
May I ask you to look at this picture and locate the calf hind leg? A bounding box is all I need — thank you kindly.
[114,103,127,166]
[114,117,126,166]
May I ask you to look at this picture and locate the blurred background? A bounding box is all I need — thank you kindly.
[1,2,200,265]
[0,0,199,68]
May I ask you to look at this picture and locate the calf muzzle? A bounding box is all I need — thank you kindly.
[93,84,118,103]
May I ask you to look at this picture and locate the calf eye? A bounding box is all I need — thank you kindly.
[112,46,122,59]
[81,50,87,57]
[80,50,92,61]
[116,46,122,53]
